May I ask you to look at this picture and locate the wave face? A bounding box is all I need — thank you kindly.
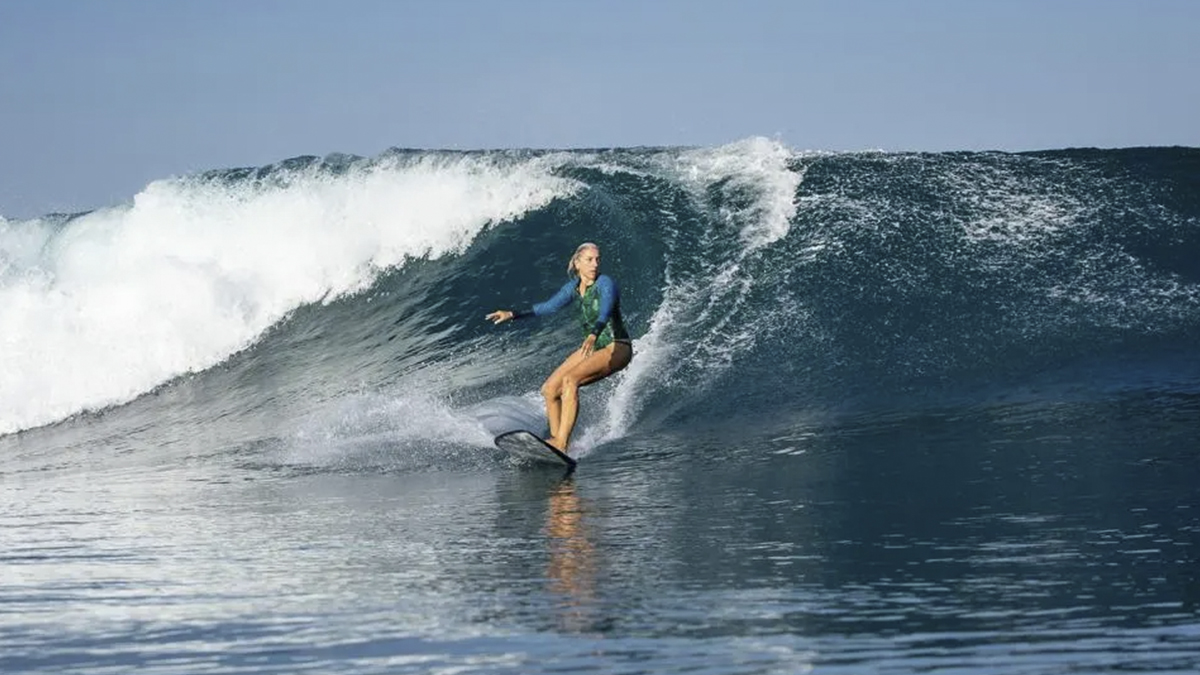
[2,141,1199,447]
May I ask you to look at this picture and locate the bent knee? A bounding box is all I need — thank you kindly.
[559,376,581,396]
[540,380,560,399]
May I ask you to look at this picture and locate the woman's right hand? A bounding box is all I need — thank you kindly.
[485,310,514,325]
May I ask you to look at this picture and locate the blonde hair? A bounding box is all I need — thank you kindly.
[566,242,599,277]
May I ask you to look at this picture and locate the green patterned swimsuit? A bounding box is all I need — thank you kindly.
[515,274,629,350]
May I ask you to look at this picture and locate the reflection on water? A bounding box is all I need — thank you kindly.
[543,478,598,634]
[2,390,1199,673]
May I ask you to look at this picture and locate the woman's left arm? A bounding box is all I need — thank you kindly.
[590,275,619,336]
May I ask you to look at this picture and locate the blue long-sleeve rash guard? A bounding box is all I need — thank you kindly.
[513,275,628,346]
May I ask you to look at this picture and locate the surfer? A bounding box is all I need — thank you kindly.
[486,242,632,453]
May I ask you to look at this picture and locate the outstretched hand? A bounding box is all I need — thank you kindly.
[579,334,597,358]
[486,310,514,325]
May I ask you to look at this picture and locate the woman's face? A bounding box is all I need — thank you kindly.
[575,247,600,281]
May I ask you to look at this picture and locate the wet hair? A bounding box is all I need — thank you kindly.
[567,242,599,278]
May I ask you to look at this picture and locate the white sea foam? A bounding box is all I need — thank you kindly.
[584,137,804,450]
[282,389,498,470]
[0,154,579,435]
[663,136,802,250]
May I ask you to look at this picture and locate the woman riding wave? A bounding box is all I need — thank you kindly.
[486,242,632,453]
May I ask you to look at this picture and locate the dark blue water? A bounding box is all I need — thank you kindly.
[2,140,1198,673]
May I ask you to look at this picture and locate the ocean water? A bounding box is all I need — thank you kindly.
[2,139,1198,673]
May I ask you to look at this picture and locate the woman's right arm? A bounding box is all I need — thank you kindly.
[527,280,576,317]
[486,280,575,324]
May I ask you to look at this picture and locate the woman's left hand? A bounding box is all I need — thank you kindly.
[579,334,597,358]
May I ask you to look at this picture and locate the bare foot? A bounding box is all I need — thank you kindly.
[544,436,568,452]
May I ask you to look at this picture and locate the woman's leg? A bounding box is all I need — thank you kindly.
[552,342,632,451]
[541,349,589,440]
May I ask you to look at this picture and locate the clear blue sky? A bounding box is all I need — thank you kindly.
[1,0,1196,218]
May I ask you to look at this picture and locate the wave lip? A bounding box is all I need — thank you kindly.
[0,153,578,436]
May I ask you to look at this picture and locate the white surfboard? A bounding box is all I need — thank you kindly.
[494,430,577,470]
